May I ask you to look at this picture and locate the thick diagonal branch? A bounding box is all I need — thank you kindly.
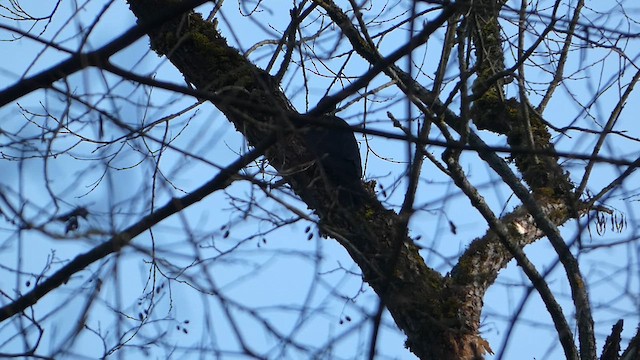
[127,2,463,359]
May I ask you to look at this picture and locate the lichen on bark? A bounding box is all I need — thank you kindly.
[468,0,574,200]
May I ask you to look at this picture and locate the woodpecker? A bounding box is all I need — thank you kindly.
[300,114,365,206]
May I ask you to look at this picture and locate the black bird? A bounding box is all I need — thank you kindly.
[299,114,365,207]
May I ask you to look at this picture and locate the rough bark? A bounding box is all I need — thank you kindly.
[125,1,586,359]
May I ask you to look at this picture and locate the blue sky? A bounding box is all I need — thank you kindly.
[1,1,639,359]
